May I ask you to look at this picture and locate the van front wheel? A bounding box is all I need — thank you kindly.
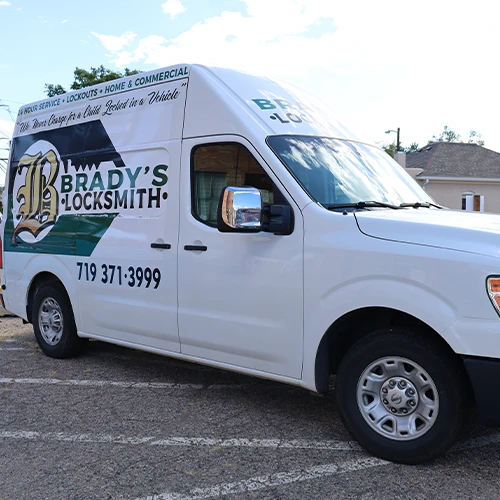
[335,329,466,464]
[33,284,86,358]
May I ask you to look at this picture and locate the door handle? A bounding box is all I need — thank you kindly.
[151,243,171,249]
[184,245,208,252]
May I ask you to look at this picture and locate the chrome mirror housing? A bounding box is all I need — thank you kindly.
[218,186,262,232]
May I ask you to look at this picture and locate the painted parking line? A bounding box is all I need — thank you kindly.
[134,432,500,500]
[2,427,500,500]
[0,430,361,451]
[0,377,243,390]
[0,429,377,499]
[136,457,390,500]
[2,428,499,453]
[0,347,28,351]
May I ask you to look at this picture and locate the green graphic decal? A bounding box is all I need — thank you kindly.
[4,209,118,257]
[6,122,170,256]
[251,97,313,125]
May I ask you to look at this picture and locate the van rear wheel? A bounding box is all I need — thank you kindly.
[33,283,86,358]
[335,328,467,464]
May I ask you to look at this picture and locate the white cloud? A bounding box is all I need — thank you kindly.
[0,2,11,6]
[100,0,432,79]
[91,31,136,52]
[61,19,68,24]
[107,0,341,76]
[0,119,14,141]
[91,0,500,151]
[100,0,500,82]
[162,0,186,19]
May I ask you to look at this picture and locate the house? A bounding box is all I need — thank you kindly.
[404,142,500,213]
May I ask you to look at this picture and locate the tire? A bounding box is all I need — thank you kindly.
[335,328,467,464]
[32,283,86,359]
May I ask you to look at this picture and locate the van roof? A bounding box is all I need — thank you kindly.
[17,63,192,117]
[15,63,361,143]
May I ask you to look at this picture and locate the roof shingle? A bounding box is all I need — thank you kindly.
[406,142,500,178]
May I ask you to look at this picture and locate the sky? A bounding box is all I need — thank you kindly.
[2,0,500,181]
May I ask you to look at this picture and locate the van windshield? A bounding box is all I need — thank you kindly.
[267,135,433,209]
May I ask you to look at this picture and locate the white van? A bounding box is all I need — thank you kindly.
[3,64,500,464]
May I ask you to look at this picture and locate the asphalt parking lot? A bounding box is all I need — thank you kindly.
[2,315,500,500]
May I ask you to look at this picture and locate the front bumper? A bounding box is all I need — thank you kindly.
[463,356,500,426]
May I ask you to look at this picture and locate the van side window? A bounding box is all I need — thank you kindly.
[192,143,279,226]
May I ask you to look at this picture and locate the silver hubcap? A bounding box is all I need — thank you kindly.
[38,297,63,346]
[357,356,439,441]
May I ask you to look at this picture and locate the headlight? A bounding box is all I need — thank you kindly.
[486,277,500,315]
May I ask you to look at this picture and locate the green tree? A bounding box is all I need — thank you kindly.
[467,130,485,146]
[430,125,461,143]
[429,126,484,146]
[45,84,66,97]
[45,65,140,96]
[380,141,420,157]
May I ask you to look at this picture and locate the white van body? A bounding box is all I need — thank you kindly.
[3,64,500,464]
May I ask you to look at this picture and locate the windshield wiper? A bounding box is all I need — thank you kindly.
[400,202,443,209]
[326,201,402,211]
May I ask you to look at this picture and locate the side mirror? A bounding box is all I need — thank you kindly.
[261,204,293,235]
[217,186,262,232]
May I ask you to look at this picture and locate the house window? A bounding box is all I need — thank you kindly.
[462,192,474,210]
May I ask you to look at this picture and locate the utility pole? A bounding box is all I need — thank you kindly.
[385,128,401,152]
[0,100,15,121]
